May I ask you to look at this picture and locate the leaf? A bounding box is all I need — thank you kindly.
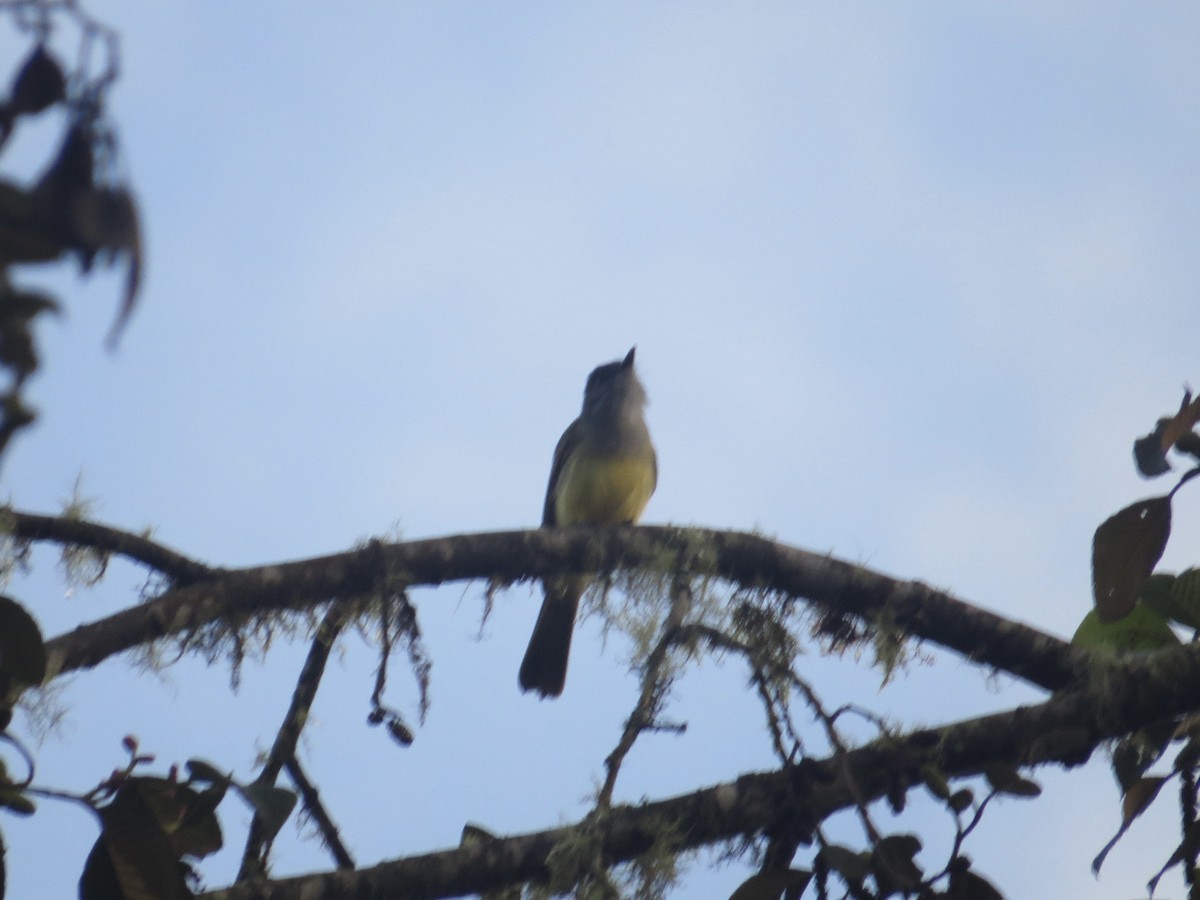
[235,783,296,845]
[1123,776,1166,825]
[1137,573,1192,628]
[1071,606,1180,654]
[1134,428,1172,478]
[1170,568,1200,629]
[947,866,1005,900]
[65,186,142,348]
[728,869,813,900]
[77,839,121,900]
[920,765,951,801]
[0,180,63,262]
[984,764,1041,798]
[32,123,95,240]
[183,759,228,786]
[871,834,923,894]
[948,788,974,814]
[9,45,66,117]
[1110,728,1174,792]
[129,778,222,860]
[1159,389,1200,461]
[173,787,224,860]
[82,782,191,900]
[1178,431,1200,465]
[0,284,59,323]
[1092,497,1172,621]
[0,788,34,816]
[0,595,46,688]
[1134,389,1200,477]
[818,844,871,885]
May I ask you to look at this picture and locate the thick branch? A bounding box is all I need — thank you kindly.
[197,641,1200,900]
[40,525,1077,691]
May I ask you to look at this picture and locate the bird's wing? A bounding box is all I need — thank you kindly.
[542,417,583,527]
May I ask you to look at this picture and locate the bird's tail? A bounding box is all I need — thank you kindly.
[518,576,586,698]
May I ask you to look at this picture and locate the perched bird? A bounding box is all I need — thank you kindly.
[519,347,657,698]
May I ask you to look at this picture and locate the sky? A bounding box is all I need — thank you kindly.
[2,3,1200,898]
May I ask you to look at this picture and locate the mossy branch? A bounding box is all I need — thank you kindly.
[25,517,1077,691]
[197,644,1200,900]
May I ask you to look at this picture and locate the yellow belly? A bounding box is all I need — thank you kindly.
[555,453,655,526]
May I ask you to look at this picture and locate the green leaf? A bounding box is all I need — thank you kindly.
[235,783,296,844]
[0,595,46,688]
[984,764,1042,798]
[1170,568,1200,628]
[1137,573,1190,627]
[728,868,813,900]
[1071,605,1180,653]
[0,788,34,816]
[1091,497,1171,622]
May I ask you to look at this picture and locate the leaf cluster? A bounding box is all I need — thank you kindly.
[79,756,296,900]
[1067,386,1200,895]
[0,2,143,462]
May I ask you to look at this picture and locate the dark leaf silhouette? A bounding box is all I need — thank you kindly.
[81,781,193,900]
[1134,388,1200,477]
[0,594,46,690]
[10,45,66,117]
[1091,497,1172,621]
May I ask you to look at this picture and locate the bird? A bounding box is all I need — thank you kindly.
[519,347,657,698]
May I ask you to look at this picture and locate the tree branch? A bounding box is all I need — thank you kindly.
[197,641,1200,900]
[599,577,693,807]
[7,509,214,584]
[38,524,1078,691]
[285,757,354,871]
[239,603,354,880]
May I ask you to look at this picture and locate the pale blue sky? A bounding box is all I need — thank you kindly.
[3,3,1199,897]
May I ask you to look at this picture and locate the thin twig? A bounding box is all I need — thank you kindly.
[598,577,693,807]
[195,670,1142,900]
[7,509,213,583]
[285,756,354,871]
[237,603,353,880]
